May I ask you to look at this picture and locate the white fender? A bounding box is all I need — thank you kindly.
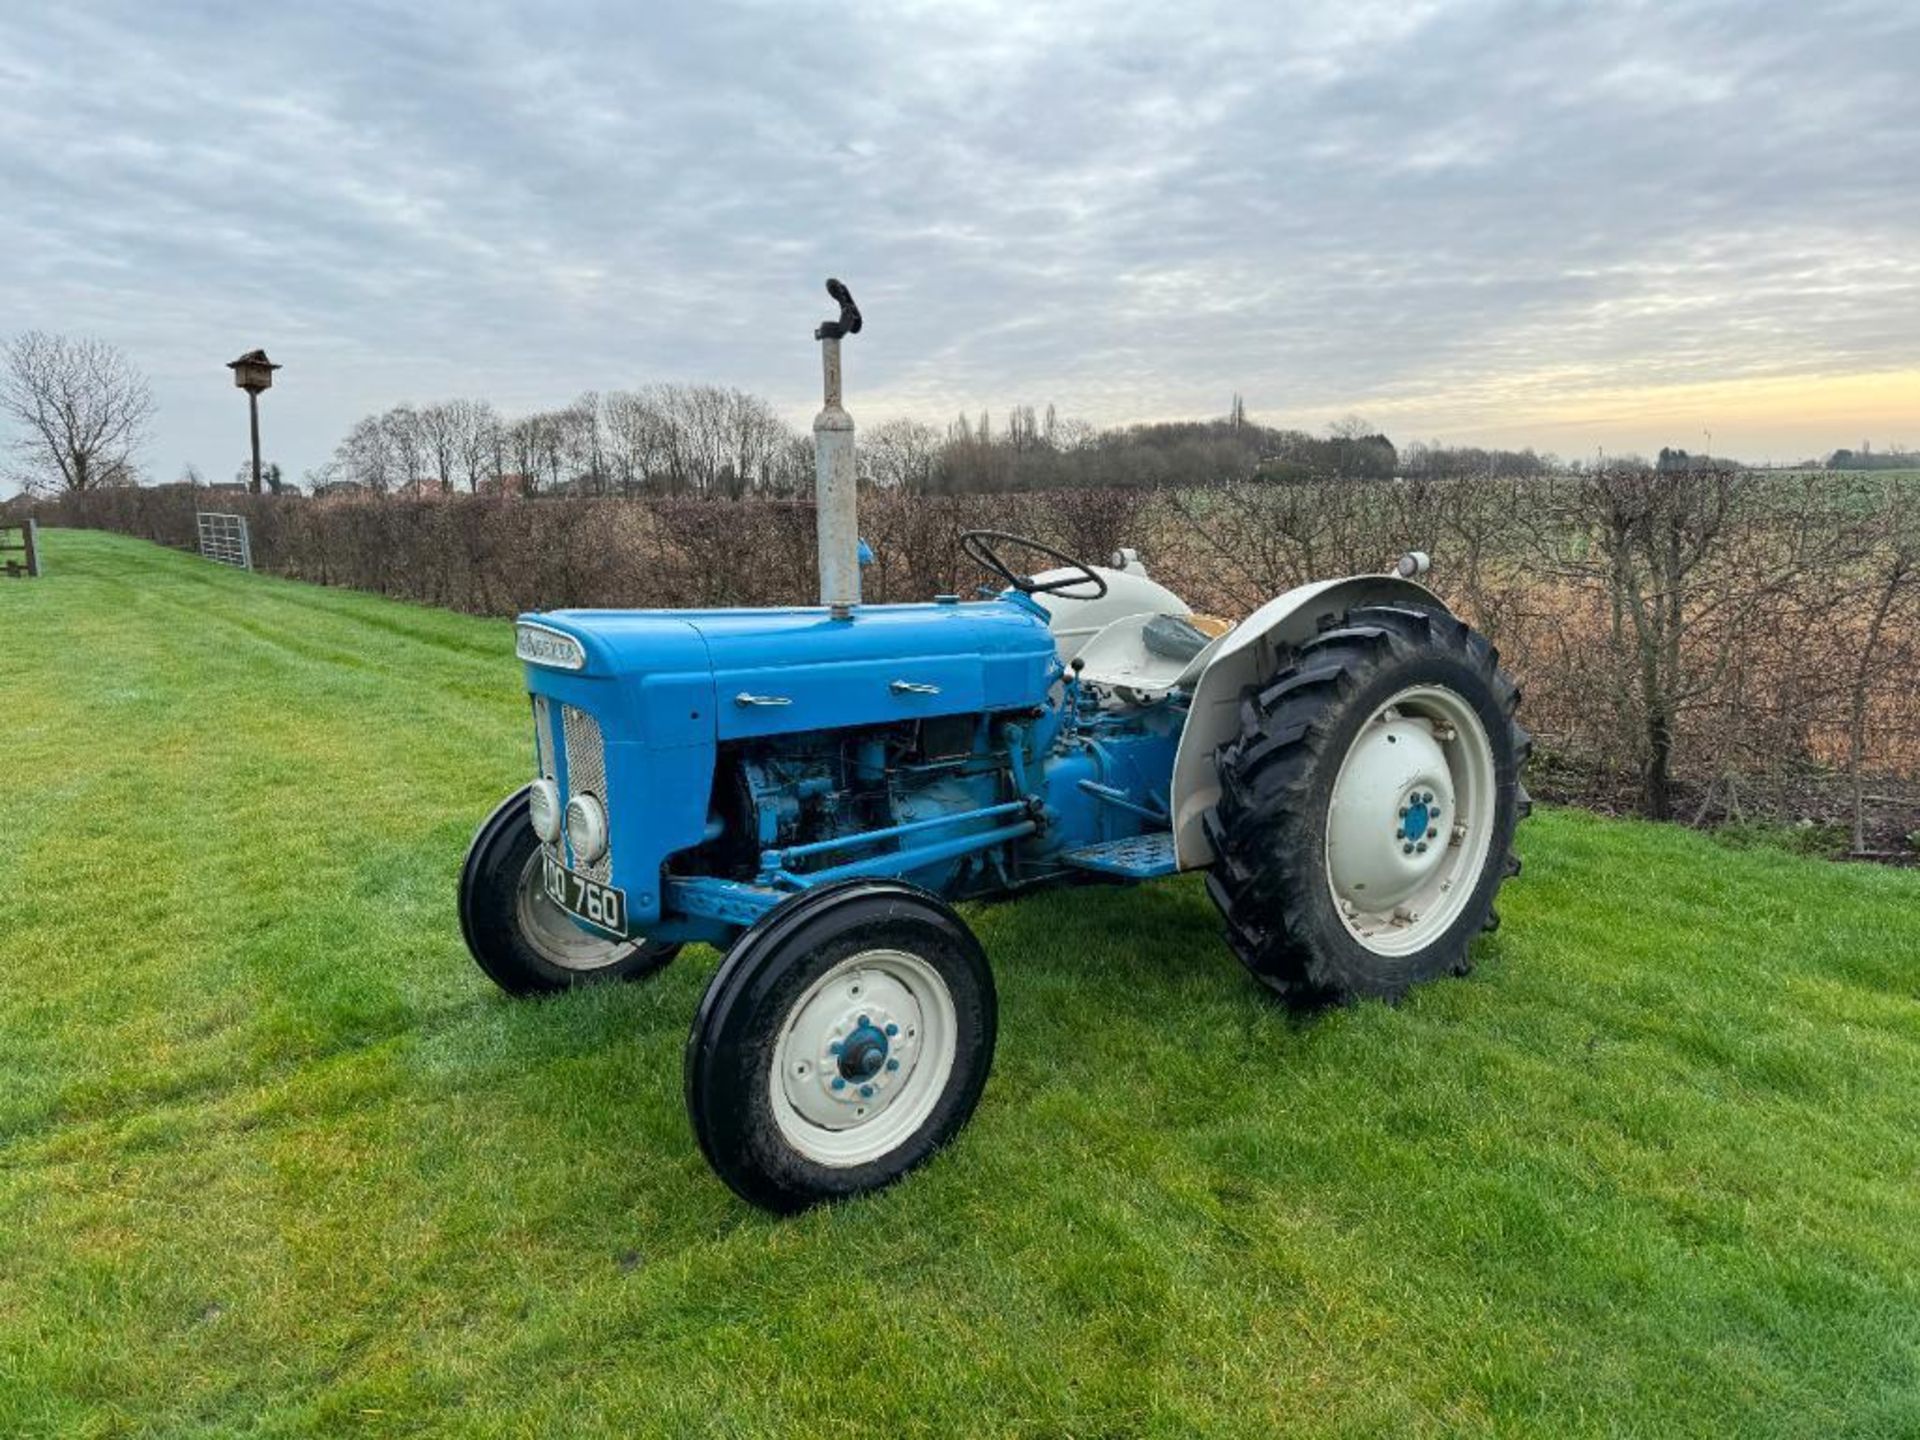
[1170,574,1451,870]
[1026,562,1191,663]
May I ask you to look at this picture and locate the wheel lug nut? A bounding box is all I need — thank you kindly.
[1398,806,1409,818]
[1428,828,1438,840]
[831,1077,846,1091]
[885,1058,900,1072]
[858,1015,870,1027]
[1416,841,1429,854]
[884,1023,898,1036]
[859,1084,874,1098]
[1402,843,1414,855]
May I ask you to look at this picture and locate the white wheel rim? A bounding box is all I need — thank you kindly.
[1324,684,1496,957]
[769,948,959,1168]
[514,851,633,972]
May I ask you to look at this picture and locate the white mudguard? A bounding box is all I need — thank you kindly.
[1026,561,1192,663]
[1169,574,1450,870]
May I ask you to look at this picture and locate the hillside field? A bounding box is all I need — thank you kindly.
[2,529,1918,1438]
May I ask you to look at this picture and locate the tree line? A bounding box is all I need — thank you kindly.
[0,327,1560,499]
[314,387,811,499]
[308,388,1558,498]
[1,327,1887,505]
[1827,445,1919,471]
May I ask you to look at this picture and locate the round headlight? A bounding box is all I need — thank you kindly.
[527,778,562,843]
[564,792,609,863]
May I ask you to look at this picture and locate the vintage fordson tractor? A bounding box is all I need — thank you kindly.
[460,283,1528,1212]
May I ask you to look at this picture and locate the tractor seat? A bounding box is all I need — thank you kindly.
[1075,611,1234,700]
[1142,613,1210,662]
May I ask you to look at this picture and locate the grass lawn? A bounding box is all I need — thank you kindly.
[3,528,1918,1438]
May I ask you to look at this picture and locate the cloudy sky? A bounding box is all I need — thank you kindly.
[2,0,1916,493]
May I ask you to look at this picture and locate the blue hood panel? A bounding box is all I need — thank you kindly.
[526,600,1058,740]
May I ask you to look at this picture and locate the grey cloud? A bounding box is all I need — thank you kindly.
[1,0,1916,491]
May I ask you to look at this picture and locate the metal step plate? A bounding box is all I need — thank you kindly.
[1060,831,1178,879]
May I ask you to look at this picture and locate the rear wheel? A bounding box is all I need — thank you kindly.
[1203,605,1529,1005]
[685,880,996,1213]
[458,786,679,997]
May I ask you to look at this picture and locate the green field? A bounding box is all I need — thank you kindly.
[3,529,1918,1438]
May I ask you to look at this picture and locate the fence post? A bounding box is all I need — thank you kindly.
[0,518,40,579]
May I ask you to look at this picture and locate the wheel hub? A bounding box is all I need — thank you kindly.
[1322,687,1498,958]
[779,962,926,1130]
[1326,714,1454,912]
[760,941,970,1175]
[836,1020,891,1082]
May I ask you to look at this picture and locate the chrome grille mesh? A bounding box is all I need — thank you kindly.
[560,703,612,882]
[527,696,612,882]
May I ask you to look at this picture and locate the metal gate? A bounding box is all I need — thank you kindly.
[195,511,253,570]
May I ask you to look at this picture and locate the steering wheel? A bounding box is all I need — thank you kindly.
[960,531,1109,600]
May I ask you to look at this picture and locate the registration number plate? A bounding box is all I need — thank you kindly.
[542,852,627,935]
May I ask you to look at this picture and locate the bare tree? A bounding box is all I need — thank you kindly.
[505,412,553,496]
[562,393,604,495]
[1845,498,1920,852]
[1531,464,1879,819]
[603,388,666,495]
[1,332,154,494]
[382,405,426,493]
[599,384,800,498]
[330,414,395,492]
[861,418,942,492]
[455,399,501,494]
[417,401,460,493]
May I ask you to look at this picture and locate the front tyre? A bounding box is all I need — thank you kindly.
[685,881,996,1213]
[458,786,679,997]
[1203,604,1530,1005]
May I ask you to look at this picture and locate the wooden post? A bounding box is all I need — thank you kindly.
[249,389,263,495]
[1,519,40,578]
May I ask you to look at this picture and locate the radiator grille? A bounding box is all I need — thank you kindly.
[527,696,612,882]
[560,703,612,882]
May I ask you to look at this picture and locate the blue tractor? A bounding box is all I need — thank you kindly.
[459,284,1528,1212]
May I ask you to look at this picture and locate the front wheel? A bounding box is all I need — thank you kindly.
[458,786,680,997]
[685,880,996,1213]
[1203,604,1529,1005]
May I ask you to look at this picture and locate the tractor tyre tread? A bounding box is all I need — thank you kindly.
[1201,604,1529,1006]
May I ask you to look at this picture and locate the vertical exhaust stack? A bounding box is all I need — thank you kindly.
[813,279,863,612]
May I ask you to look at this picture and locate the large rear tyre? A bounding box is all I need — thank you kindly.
[1203,604,1530,1005]
[458,786,679,997]
[685,880,996,1213]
